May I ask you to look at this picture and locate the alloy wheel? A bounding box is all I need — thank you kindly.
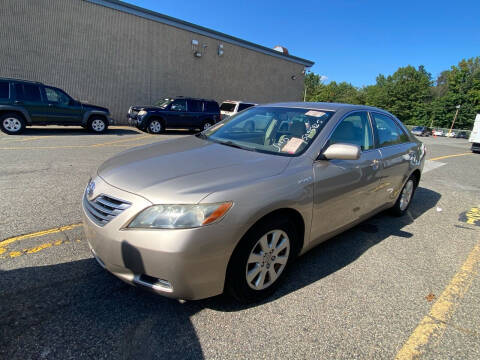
[245,229,290,290]
[91,119,105,132]
[149,120,162,133]
[3,117,22,132]
[399,179,414,211]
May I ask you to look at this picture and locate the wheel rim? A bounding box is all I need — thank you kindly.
[245,229,290,290]
[91,119,105,132]
[150,120,162,133]
[3,117,21,132]
[399,179,414,211]
[203,122,212,130]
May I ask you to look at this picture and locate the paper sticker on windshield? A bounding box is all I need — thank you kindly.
[282,137,304,154]
[305,110,326,117]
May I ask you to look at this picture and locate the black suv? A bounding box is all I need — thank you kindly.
[0,78,112,135]
[128,97,221,134]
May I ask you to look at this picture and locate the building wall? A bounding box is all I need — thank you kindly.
[1,0,307,123]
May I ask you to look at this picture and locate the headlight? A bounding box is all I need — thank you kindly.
[138,110,147,117]
[126,202,233,229]
[128,107,132,114]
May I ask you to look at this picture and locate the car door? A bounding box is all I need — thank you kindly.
[13,83,47,123]
[186,99,203,127]
[43,87,83,124]
[165,99,188,128]
[370,112,417,205]
[311,111,382,241]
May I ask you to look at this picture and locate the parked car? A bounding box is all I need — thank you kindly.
[446,131,456,138]
[456,131,468,139]
[0,77,111,135]
[220,100,257,119]
[411,126,432,137]
[127,97,221,134]
[432,129,444,137]
[83,102,425,302]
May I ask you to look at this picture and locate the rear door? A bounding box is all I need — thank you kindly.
[43,87,83,124]
[370,112,417,205]
[311,111,382,240]
[13,83,47,123]
[186,99,203,127]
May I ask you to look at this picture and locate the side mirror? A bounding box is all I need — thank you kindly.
[323,143,361,160]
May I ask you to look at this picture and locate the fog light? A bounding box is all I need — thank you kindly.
[134,274,173,292]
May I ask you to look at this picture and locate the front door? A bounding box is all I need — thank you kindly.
[165,99,189,128]
[43,87,83,124]
[13,83,47,123]
[311,111,382,242]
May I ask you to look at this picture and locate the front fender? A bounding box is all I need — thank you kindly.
[82,110,111,126]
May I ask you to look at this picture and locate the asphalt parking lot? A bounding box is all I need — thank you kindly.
[1,128,479,359]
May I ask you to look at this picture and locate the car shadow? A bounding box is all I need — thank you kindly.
[20,127,141,136]
[0,187,440,358]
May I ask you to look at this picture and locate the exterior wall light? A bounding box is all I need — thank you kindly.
[218,44,224,56]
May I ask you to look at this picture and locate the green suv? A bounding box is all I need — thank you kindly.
[0,78,112,135]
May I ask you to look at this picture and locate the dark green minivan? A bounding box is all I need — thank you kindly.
[0,78,112,135]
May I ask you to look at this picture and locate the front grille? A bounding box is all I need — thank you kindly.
[83,193,131,226]
[130,110,139,117]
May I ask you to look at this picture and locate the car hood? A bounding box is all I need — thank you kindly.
[97,136,291,204]
[82,103,109,113]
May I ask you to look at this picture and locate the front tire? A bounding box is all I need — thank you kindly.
[88,117,108,133]
[225,218,296,303]
[148,119,164,134]
[391,176,417,216]
[1,113,26,135]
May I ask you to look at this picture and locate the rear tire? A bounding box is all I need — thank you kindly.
[225,218,296,303]
[88,117,108,133]
[0,113,26,135]
[390,175,418,217]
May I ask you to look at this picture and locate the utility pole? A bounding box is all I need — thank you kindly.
[448,105,461,135]
[303,69,311,102]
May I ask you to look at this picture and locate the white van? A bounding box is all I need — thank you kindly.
[220,100,257,119]
[469,113,480,153]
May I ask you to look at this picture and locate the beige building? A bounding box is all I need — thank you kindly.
[1,0,314,123]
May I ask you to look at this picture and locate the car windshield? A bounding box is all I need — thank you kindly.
[199,106,334,156]
[220,102,236,112]
[154,98,173,108]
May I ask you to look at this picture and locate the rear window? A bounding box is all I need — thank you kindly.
[238,103,255,112]
[204,101,219,113]
[0,81,9,99]
[220,102,236,112]
[14,83,42,102]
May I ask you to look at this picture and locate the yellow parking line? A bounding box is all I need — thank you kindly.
[3,239,81,259]
[395,240,480,359]
[91,134,151,147]
[0,223,82,248]
[429,153,472,161]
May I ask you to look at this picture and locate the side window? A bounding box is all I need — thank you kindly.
[238,103,255,112]
[329,112,374,151]
[45,87,70,105]
[170,99,186,112]
[14,83,42,102]
[187,99,202,112]
[204,101,219,113]
[372,113,409,147]
[0,81,9,99]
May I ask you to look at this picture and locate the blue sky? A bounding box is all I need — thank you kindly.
[126,0,479,87]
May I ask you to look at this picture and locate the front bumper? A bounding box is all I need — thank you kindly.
[82,177,233,300]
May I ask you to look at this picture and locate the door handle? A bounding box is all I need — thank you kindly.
[14,100,23,105]
[370,159,380,170]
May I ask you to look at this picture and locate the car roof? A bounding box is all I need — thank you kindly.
[175,96,217,102]
[222,100,258,105]
[0,77,43,85]
[259,101,391,114]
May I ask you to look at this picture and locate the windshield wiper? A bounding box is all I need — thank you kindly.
[216,140,257,152]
